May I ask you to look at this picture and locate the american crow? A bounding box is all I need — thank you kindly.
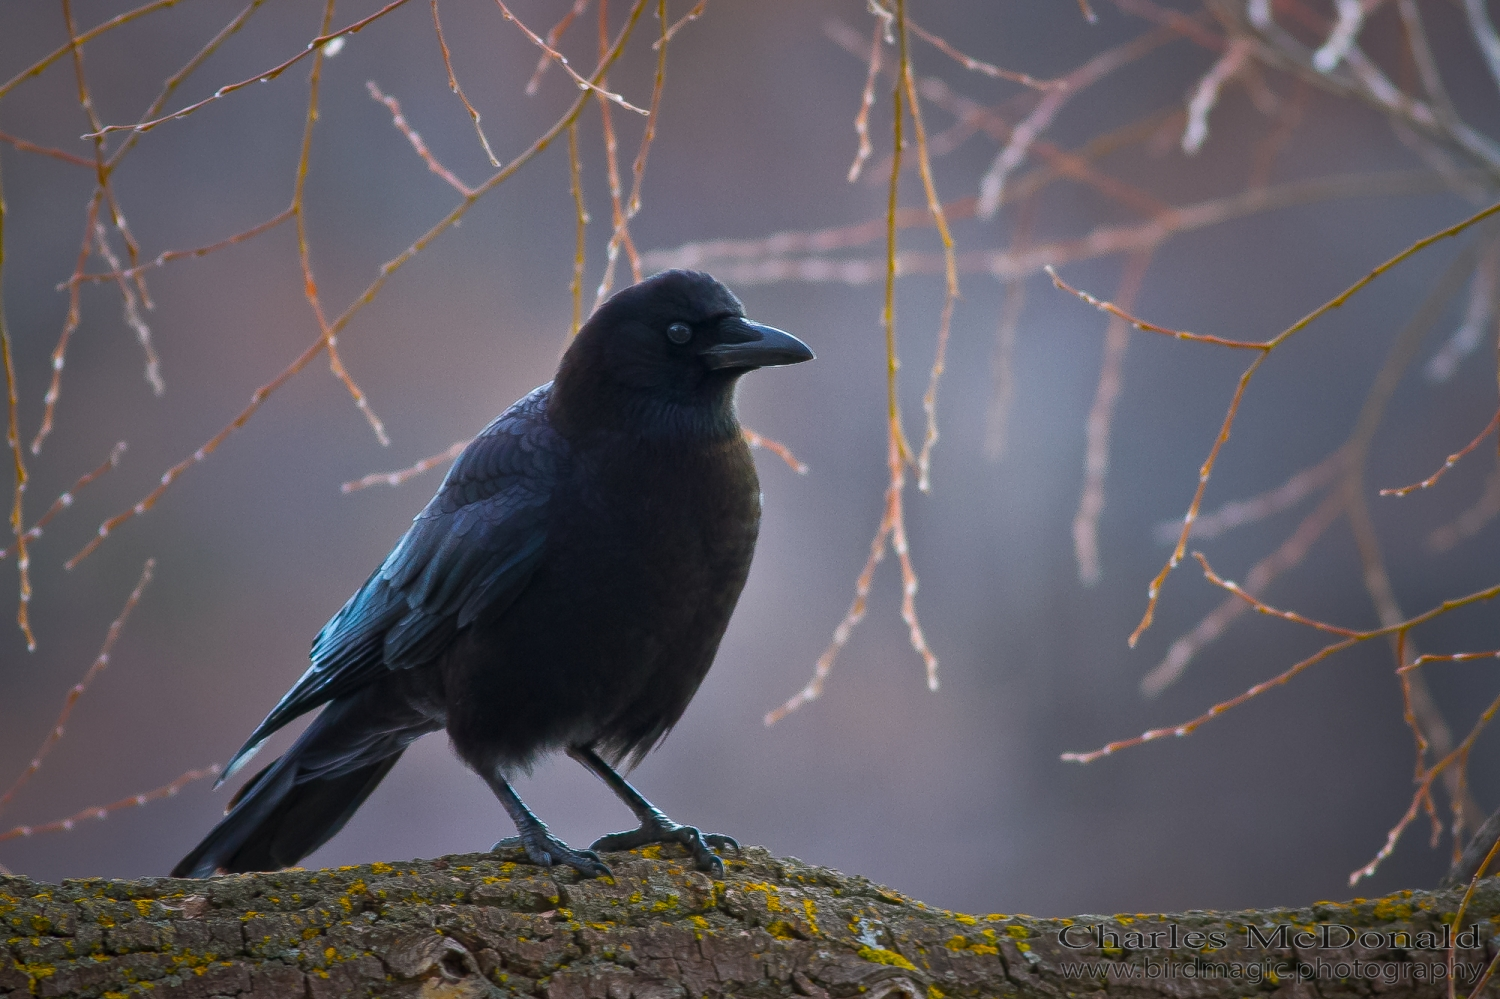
[173,270,812,879]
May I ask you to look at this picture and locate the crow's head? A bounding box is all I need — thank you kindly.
[559,270,813,408]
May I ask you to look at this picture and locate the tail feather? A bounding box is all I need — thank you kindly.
[173,684,439,878]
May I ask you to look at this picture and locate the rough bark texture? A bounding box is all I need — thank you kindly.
[3,844,1498,998]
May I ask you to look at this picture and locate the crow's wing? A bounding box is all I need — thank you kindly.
[219,384,564,783]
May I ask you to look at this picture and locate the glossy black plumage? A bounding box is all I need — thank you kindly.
[173,270,812,879]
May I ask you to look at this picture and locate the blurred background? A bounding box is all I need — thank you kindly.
[2,0,1500,919]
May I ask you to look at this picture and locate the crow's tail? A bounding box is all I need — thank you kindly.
[173,685,440,878]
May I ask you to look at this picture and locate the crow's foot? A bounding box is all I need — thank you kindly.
[590,819,738,875]
[492,831,611,879]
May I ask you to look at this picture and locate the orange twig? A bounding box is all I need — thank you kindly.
[71,209,294,286]
[1354,688,1500,885]
[0,155,30,650]
[1429,456,1500,551]
[367,81,475,196]
[525,0,590,95]
[1128,198,1500,648]
[0,767,219,845]
[1381,408,1500,496]
[494,0,647,115]
[1073,253,1151,586]
[1195,550,1359,636]
[568,123,589,337]
[0,442,126,561]
[341,440,468,493]
[1066,569,1500,765]
[293,3,389,448]
[845,18,883,184]
[0,132,92,167]
[66,0,652,569]
[86,0,417,137]
[657,0,707,48]
[1046,265,1263,348]
[0,0,184,102]
[1154,447,1346,543]
[742,428,808,474]
[0,559,154,816]
[1141,486,1345,697]
[431,0,500,167]
[906,18,1059,89]
[900,30,958,493]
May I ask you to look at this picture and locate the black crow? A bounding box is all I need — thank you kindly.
[173,270,812,879]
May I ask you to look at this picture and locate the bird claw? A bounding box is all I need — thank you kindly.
[590,820,738,875]
[493,832,611,879]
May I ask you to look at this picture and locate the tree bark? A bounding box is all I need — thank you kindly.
[2,845,1497,998]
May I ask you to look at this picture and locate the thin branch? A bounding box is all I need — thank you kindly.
[493,0,647,115]
[367,81,475,195]
[1182,37,1253,154]
[525,0,590,94]
[1428,238,1500,383]
[1073,252,1150,587]
[845,18,883,184]
[294,1,390,449]
[1396,0,1460,128]
[341,440,467,493]
[1128,198,1500,648]
[900,32,959,493]
[0,559,154,816]
[1312,0,1365,73]
[1381,409,1500,497]
[1141,486,1345,697]
[1065,568,1500,764]
[0,0,184,103]
[0,442,126,561]
[742,428,808,474]
[905,18,1059,89]
[657,0,706,48]
[1048,264,1262,349]
[66,0,653,569]
[0,767,219,845]
[0,132,92,167]
[1429,455,1500,552]
[0,153,31,650]
[1153,447,1345,544]
[977,22,1189,218]
[568,123,588,338]
[431,0,500,167]
[86,0,417,137]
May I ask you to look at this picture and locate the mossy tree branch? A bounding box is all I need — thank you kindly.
[3,847,1499,998]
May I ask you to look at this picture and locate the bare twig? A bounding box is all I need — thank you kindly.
[1073,252,1150,586]
[0,767,220,845]
[85,0,418,137]
[1381,409,1500,497]
[367,81,475,196]
[66,0,653,569]
[0,154,31,649]
[0,442,126,561]
[431,0,500,167]
[494,0,648,115]
[341,440,467,493]
[0,560,155,816]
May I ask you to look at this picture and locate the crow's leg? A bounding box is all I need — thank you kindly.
[567,745,738,875]
[483,769,611,878]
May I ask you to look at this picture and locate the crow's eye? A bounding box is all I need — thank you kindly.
[666,322,693,345]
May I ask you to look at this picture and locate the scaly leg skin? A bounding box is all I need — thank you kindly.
[484,769,611,878]
[568,745,739,875]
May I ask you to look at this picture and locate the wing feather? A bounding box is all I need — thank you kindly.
[219,385,562,783]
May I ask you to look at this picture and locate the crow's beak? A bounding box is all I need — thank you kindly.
[700,317,814,370]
